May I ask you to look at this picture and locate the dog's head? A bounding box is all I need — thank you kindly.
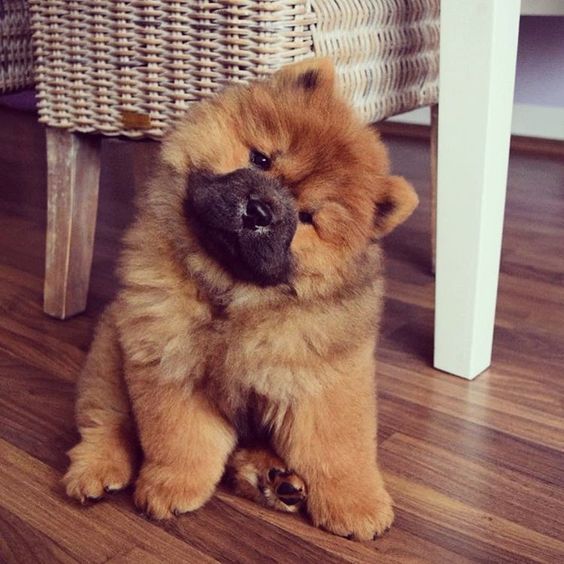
[150,58,418,296]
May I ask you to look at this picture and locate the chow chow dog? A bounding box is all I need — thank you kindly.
[63,58,418,541]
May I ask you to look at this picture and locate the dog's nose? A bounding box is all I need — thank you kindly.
[243,197,273,229]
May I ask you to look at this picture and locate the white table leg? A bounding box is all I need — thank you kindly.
[434,0,521,379]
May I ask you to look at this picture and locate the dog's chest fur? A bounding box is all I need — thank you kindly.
[200,284,382,409]
[205,302,339,401]
[118,245,383,420]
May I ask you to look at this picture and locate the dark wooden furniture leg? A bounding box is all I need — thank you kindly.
[44,128,101,319]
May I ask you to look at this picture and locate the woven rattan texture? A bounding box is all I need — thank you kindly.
[0,0,35,93]
[29,1,439,139]
[310,0,439,123]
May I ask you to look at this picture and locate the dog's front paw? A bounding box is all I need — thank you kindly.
[308,480,394,541]
[63,441,135,502]
[134,462,213,519]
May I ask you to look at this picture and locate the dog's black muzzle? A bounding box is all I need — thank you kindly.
[184,168,298,286]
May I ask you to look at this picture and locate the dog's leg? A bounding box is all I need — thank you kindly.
[225,447,307,513]
[273,344,394,541]
[127,373,237,519]
[63,308,139,502]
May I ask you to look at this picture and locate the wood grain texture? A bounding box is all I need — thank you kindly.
[44,128,101,320]
[1,106,563,562]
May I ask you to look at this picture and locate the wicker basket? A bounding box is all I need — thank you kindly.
[0,0,35,93]
[29,0,439,139]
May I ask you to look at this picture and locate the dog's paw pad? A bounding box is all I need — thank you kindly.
[268,467,285,482]
[268,468,307,508]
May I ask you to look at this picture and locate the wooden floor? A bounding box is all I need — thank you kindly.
[1,106,563,563]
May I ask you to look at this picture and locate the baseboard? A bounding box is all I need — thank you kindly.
[521,0,564,16]
[386,107,431,127]
[386,103,564,142]
[511,104,564,141]
[378,121,564,159]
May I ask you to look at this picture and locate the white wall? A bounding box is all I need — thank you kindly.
[389,15,564,141]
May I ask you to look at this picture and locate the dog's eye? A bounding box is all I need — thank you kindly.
[299,211,314,224]
[250,149,271,171]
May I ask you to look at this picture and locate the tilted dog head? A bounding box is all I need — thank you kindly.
[146,58,418,297]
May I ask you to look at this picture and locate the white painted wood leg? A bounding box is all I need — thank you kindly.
[44,128,101,319]
[434,0,521,379]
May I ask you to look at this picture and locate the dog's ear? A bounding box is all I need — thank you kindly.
[272,57,336,96]
[372,176,419,238]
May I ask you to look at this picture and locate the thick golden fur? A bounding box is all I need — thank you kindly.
[63,59,418,541]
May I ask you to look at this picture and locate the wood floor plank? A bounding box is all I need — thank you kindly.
[214,490,472,564]
[385,473,564,563]
[151,495,349,564]
[0,353,75,471]
[378,394,564,487]
[378,364,564,451]
[0,507,79,564]
[0,442,129,563]
[0,319,83,383]
[106,546,171,564]
[382,434,564,542]
[0,263,96,345]
[0,439,215,564]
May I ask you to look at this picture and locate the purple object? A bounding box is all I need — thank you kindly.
[0,89,37,112]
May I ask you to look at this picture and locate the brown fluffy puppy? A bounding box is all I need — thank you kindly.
[63,58,418,541]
